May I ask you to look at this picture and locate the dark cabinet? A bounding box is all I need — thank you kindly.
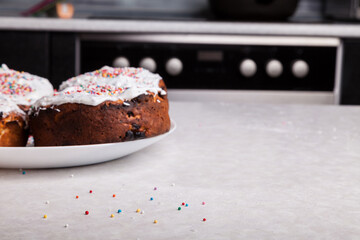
[0,31,50,78]
[50,33,77,88]
[340,39,360,104]
[0,31,77,89]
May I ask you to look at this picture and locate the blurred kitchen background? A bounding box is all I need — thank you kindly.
[0,0,323,21]
[1,0,360,105]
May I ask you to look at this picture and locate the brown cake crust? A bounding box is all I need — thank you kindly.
[30,93,170,146]
[0,112,28,147]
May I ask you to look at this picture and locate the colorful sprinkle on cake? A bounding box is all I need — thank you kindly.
[0,64,53,106]
[34,66,166,108]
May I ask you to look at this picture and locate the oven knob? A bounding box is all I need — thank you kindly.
[266,59,283,78]
[113,56,130,68]
[292,60,309,78]
[239,59,257,77]
[166,58,183,76]
[139,57,157,72]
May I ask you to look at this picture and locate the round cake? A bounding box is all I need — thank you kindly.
[30,66,170,146]
[0,64,54,111]
[0,97,28,147]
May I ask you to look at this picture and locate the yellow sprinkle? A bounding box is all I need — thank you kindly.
[43,214,47,219]
[154,220,158,224]
[110,214,114,218]
[136,208,141,213]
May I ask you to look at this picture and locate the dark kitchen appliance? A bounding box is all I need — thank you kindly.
[80,34,339,95]
[2,0,352,105]
[208,0,299,20]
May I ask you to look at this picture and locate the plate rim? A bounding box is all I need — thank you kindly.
[0,119,176,150]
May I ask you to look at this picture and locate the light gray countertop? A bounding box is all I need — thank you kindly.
[0,101,360,239]
[2,17,360,38]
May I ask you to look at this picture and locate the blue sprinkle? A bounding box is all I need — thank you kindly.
[22,171,26,175]
[185,203,188,207]
[150,197,153,201]
[117,209,122,213]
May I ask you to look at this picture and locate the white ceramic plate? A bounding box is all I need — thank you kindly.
[0,120,176,169]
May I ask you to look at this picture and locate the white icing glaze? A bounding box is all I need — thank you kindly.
[0,96,25,118]
[0,64,54,106]
[34,66,166,108]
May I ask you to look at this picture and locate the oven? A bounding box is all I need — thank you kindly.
[79,34,341,104]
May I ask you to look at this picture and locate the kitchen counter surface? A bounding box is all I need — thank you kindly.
[2,17,360,38]
[1,101,360,239]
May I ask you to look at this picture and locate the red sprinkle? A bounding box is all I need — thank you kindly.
[182,202,185,206]
[89,190,93,193]
[85,211,89,215]
[202,202,205,205]
[203,218,206,222]
[113,194,116,198]
[76,196,79,199]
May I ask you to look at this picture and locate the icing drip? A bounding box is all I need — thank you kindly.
[34,66,166,108]
[0,64,54,106]
[0,96,25,118]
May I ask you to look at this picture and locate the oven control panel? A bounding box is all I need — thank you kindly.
[80,35,338,92]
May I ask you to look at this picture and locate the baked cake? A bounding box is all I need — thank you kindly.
[30,66,170,146]
[0,97,28,147]
[0,64,54,111]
